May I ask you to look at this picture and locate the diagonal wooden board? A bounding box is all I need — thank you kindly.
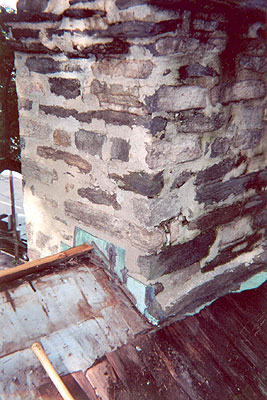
[0,243,93,284]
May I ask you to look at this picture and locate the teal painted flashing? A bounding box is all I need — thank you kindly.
[60,242,71,251]
[233,271,267,293]
[74,227,125,282]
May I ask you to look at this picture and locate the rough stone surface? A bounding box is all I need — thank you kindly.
[175,110,225,133]
[19,98,32,110]
[196,168,267,206]
[146,136,202,169]
[179,63,217,79]
[171,171,194,190]
[146,85,207,112]
[92,59,154,79]
[210,137,231,158]
[53,129,71,147]
[240,55,267,72]
[234,129,264,150]
[110,138,130,162]
[110,171,164,198]
[36,231,50,250]
[77,187,121,210]
[75,129,106,157]
[211,80,266,105]
[37,146,92,173]
[49,78,81,99]
[148,37,199,56]
[138,230,216,279]
[150,117,167,137]
[195,158,236,186]
[22,158,58,184]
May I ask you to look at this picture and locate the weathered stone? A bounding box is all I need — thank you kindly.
[196,158,236,186]
[75,129,106,157]
[78,187,121,210]
[171,171,193,190]
[63,8,106,18]
[146,136,202,169]
[116,0,147,9]
[241,105,264,129]
[40,105,149,127]
[26,57,60,74]
[148,37,199,56]
[138,230,216,279]
[110,138,130,162]
[210,137,231,157]
[20,117,52,138]
[189,193,267,232]
[179,63,217,79]
[240,55,267,72]
[17,0,49,12]
[110,171,164,198]
[36,231,50,250]
[145,85,207,112]
[92,59,154,79]
[133,195,181,227]
[195,168,267,206]
[253,209,267,230]
[90,79,142,108]
[100,19,180,39]
[234,129,264,150]
[37,146,92,173]
[64,200,123,238]
[53,129,71,147]
[39,105,78,119]
[211,80,266,105]
[49,78,81,99]
[12,28,39,39]
[175,110,225,133]
[19,98,32,110]
[150,117,167,136]
[193,18,219,31]
[22,158,58,184]
[127,224,165,252]
[202,232,262,272]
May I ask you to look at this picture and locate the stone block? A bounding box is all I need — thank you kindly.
[53,129,71,147]
[253,209,267,230]
[36,231,50,250]
[128,224,165,253]
[110,171,164,198]
[240,55,267,72]
[146,136,202,169]
[241,105,264,129]
[145,85,207,112]
[138,230,216,280]
[92,59,154,79]
[234,129,264,150]
[189,193,267,232]
[150,117,167,136]
[193,18,219,31]
[78,187,121,210]
[22,158,58,184]
[49,77,81,99]
[19,98,32,110]
[37,146,92,173]
[65,200,123,239]
[75,129,106,157]
[202,232,262,272]
[133,195,181,227]
[26,56,60,74]
[20,117,52,138]
[179,63,217,79]
[110,138,130,162]
[195,168,267,206]
[195,158,236,186]
[148,37,199,56]
[210,137,231,158]
[171,171,194,190]
[175,110,225,133]
[211,80,266,105]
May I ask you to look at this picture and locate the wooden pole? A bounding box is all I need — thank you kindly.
[32,342,75,400]
[0,242,93,284]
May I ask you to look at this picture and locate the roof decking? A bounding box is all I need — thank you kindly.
[35,281,267,400]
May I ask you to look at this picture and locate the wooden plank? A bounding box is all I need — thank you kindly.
[37,374,90,400]
[106,344,168,399]
[135,335,190,400]
[187,308,266,399]
[0,243,93,284]
[71,371,99,400]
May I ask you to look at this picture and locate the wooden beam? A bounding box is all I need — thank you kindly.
[0,243,93,285]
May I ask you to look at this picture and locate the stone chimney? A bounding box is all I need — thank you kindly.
[9,0,267,323]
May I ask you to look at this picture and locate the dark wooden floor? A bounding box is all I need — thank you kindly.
[37,282,267,400]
